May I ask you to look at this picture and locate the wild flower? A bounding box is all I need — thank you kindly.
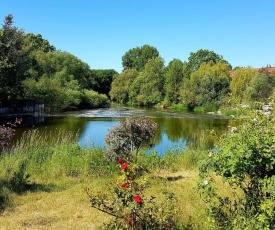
[133,195,143,204]
[121,183,129,189]
[117,157,124,164]
[121,163,129,171]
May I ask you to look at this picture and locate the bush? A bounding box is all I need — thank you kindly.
[0,118,21,152]
[169,103,188,111]
[80,90,110,108]
[87,158,181,229]
[198,100,275,229]
[105,117,157,162]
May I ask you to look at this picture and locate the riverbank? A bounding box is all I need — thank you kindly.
[0,128,211,229]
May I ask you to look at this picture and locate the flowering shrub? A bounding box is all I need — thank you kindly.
[133,195,142,204]
[86,158,180,229]
[0,118,21,152]
[198,100,275,229]
[121,163,129,171]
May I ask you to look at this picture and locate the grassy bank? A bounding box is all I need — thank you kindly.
[0,129,213,229]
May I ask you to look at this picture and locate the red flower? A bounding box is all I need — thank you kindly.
[133,195,142,203]
[121,163,129,171]
[121,183,129,189]
[117,158,124,164]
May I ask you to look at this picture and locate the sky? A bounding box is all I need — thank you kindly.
[1,0,275,73]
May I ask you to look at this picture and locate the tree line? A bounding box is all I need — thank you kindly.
[111,45,275,111]
[1,14,274,113]
[0,14,117,112]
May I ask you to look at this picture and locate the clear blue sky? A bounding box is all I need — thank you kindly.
[1,0,274,72]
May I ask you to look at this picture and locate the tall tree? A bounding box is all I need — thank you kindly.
[181,61,230,110]
[29,51,90,88]
[109,69,139,104]
[0,14,30,103]
[122,44,159,71]
[244,72,275,104]
[130,57,165,106]
[23,33,56,53]
[164,59,185,105]
[184,49,231,78]
[230,68,257,104]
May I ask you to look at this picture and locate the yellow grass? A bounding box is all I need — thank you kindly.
[0,170,211,230]
[0,180,111,230]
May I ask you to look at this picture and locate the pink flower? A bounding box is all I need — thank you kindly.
[133,195,142,204]
[121,183,129,189]
[121,163,129,171]
[117,158,124,164]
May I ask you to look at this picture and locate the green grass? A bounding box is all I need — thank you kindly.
[169,103,188,111]
[0,129,214,229]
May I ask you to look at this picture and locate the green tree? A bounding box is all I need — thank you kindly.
[109,69,139,104]
[181,61,230,111]
[184,49,231,78]
[230,67,258,104]
[164,59,185,105]
[0,14,30,103]
[88,69,118,95]
[23,51,92,112]
[122,44,159,71]
[23,33,56,53]
[29,51,90,88]
[23,75,69,112]
[130,57,165,106]
[80,89,110,109]
[244,72,275,104]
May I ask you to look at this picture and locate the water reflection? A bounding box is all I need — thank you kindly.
[11,106,237,155]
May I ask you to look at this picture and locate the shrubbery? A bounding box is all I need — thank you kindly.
[80,89,110,109]
[105,117,157,162]
[198,98,275,229]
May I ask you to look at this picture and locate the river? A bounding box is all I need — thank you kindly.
[10,105,238,156]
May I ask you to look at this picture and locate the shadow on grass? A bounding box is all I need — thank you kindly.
[0,180,64,213]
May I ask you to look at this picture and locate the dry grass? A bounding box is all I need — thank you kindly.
[0,169,210,230]
[0,181,111,230]
[149,169,211,229]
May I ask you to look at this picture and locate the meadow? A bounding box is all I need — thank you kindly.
[0,103,274,229]
[0,128,214,229]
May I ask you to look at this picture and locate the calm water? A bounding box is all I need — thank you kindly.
[10,106,238,156]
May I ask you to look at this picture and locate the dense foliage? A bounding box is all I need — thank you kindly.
[122,44,159,72]
[0,14,30,103]
[1,14,274,113]
[112,45,274,112]
[181,61,230,110]
[198,97,275,229]
[0,14,115,112]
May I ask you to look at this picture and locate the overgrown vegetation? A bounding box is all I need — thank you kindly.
[198,96,275,229]
[1,14,274,113]
[0,14,116,112]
